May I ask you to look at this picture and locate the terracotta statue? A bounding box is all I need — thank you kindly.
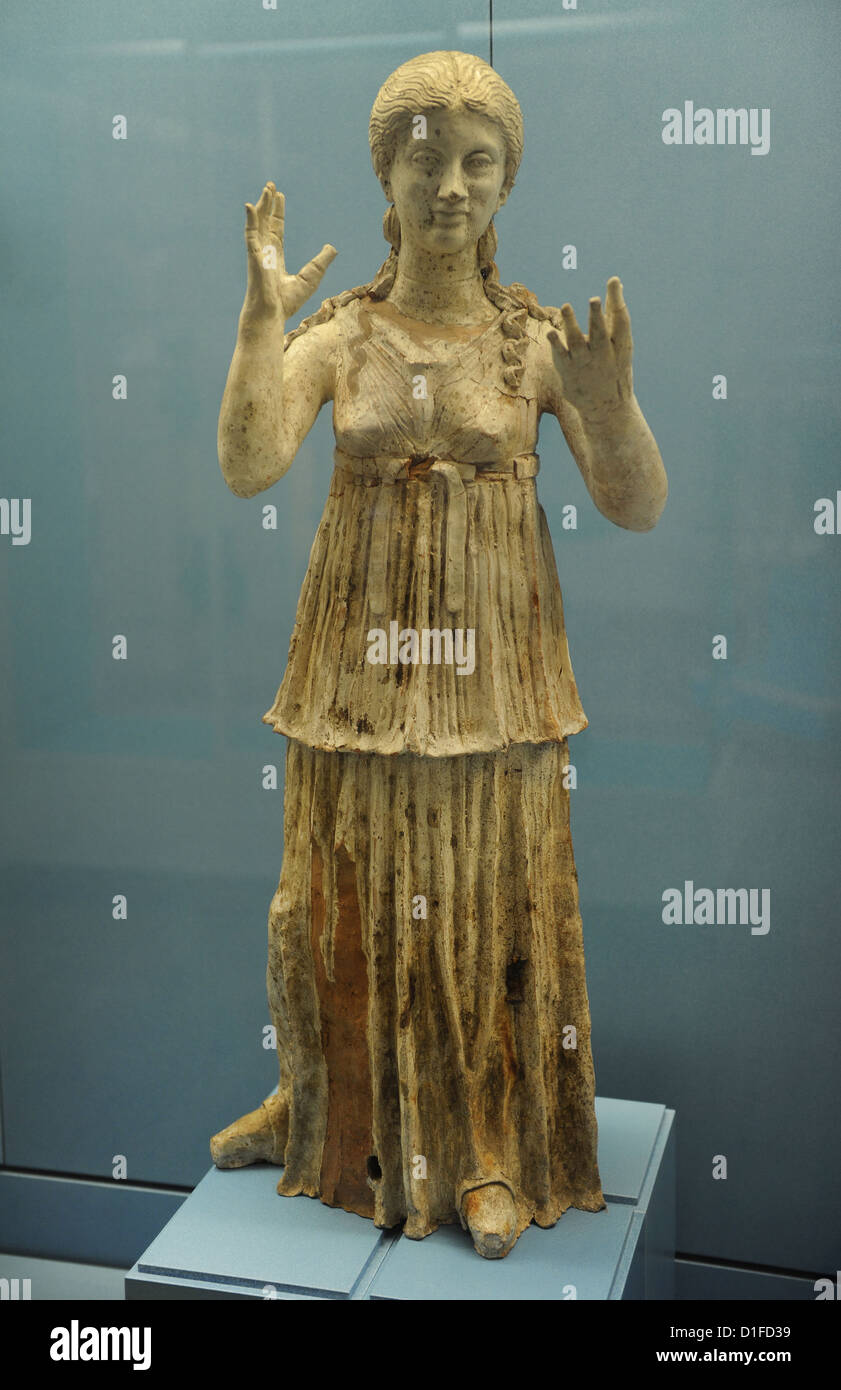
[211,50,667,1261]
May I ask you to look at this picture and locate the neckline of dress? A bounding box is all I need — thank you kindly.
[359,297,505,352]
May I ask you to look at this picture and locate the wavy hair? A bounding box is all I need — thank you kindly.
[285,51,563,391]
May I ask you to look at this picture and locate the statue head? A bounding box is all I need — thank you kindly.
[368,51,524,261]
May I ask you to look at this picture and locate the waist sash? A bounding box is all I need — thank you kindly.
[333,447,540,614]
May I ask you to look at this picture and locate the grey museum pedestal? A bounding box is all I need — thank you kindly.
[126,1098,675,1301]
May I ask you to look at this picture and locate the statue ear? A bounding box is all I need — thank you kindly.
[383,205,401,251]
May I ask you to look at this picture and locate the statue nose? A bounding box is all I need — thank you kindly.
[438,166,468,201]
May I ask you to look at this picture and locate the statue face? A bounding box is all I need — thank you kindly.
[385,109,508,256]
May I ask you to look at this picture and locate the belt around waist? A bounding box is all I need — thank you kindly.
[332,448,540,614]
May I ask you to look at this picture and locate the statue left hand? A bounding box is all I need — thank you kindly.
[547,277,633,427]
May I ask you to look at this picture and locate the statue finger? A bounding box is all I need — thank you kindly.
[547,328,569,361]
[295,243,338,291]
[270,190,285,240]
[266,193,286,269]
[606,276,625,312]
[588,297,608,351]
[244,203,262,251]
[560,303,586,352]
[606,277,632,352]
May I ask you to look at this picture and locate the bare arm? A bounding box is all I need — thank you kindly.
[219,316,338,498]
[541,278,668,532]
[218,182,337,499]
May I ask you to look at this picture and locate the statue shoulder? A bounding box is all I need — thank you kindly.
[498,282,563,330]
[488,284,570,408]
[283,292,366,360]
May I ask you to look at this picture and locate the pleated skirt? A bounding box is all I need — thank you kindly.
[267,735,605,1240]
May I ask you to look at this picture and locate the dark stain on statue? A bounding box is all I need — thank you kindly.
[505,956,528,1004]
[310,842,375,1218]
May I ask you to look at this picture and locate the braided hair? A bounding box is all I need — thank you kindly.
[284,51,566,392]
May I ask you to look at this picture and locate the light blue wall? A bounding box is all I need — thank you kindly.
[1,0,838,1289]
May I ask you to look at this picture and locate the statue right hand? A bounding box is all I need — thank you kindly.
[242,181,337,327]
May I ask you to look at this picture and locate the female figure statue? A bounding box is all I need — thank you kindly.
[211,50,667,1261]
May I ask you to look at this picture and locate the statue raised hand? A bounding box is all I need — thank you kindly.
[241,180,337,329]
[547,276,633,428]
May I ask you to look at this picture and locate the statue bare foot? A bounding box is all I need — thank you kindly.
[461,1182,519,1259]
[210,1093,288,1169]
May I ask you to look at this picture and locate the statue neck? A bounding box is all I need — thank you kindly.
[386,244,496,326]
